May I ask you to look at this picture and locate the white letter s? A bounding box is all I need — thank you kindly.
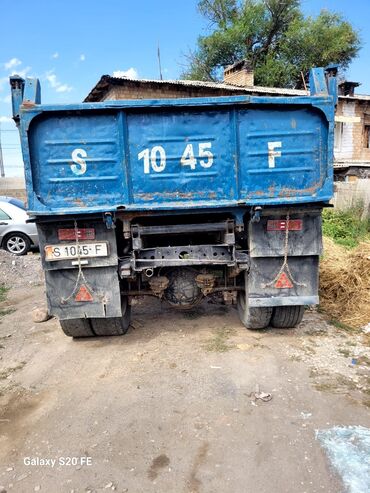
[71,148,87,175]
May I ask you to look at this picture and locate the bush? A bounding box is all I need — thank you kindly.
[322,207,370,248]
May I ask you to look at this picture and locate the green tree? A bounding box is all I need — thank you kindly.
[183,0,361,88]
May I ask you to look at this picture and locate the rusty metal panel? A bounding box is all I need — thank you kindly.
[238,107,328,200]
[127,108,237,204]
[28,112,128,211]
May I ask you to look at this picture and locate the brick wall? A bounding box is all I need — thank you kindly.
[335,99,370,163]
[102,84,244,101]
[224,69,254,87]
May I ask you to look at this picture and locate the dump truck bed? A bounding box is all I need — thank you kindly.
[16,90,334,215]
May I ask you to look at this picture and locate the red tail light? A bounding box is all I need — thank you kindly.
[267,219,302,231]
[58,228,95,241]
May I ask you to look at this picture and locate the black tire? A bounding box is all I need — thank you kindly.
[90,297,131,336]
[237,291,272,330]
[60,318,95,338]
[3,232,31,256]
[271,305,305,328]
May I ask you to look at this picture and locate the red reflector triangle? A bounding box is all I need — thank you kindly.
[75,285,93,302]
[274,272,293,289]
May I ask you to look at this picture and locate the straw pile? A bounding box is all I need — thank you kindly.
[319,237,370,328]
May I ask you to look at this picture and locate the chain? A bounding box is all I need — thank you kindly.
[261,212,306,288]
[61,220,102,304]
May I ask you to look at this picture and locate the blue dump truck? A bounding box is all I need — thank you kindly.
[10,68,336,337]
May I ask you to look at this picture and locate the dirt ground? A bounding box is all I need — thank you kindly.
[0,252,369,493]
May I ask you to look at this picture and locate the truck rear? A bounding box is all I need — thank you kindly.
[10,68,336,336]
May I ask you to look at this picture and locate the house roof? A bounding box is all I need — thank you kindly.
[84,75,307,102]
[84,75,370,103]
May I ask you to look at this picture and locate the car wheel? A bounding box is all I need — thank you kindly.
[4,232,31,256]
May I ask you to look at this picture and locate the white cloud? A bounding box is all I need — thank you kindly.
[45,71,72,93]
[52,52,59,59]
[4,58,21,70]
[2,94,11,103]
[79,54,86,62]
[56,84,72,93]
[10,66,31,78]
[0,116,12,123]
[46,72,58,88]
[113,68,138,79]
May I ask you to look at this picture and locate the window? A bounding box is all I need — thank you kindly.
[0,208,10,220]
[334,122,343,151]
[365,125,370,149]
[8,198,25,210]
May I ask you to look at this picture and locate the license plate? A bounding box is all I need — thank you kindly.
[45,242,108,261]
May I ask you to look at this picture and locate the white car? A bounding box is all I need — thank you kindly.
[0,196,39,255]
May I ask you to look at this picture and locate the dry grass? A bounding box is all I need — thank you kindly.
[320,237,370,328]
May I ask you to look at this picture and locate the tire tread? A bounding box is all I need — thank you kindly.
[237,292,272,330]
[60,318,95,338]
[271,305,305,328]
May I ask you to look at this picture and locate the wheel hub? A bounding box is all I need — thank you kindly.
[7,236,26,254]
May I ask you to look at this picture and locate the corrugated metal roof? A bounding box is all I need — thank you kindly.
[339,93,370,101]
[109,76,307,95]
[84,74,370,102]
[84,75,308,102]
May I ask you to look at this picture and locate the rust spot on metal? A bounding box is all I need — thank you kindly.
[22,101,36,108]
[135,191,196,201]
[72,198,86,207]
[278,180,322,197]
[268,185,276,196]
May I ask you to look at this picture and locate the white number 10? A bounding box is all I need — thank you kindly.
[138,146,166,174]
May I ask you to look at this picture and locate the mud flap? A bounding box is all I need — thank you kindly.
[248,209,322,307]
[37,219,121,320]
[45,266,122,319]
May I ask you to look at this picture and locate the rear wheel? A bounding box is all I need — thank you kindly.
[90,297,131,336]
[237,291,272,330]
[60,318,95,338]
[271,305,305,328]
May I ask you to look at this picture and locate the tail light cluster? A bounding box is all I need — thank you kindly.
[58,228,95,241]
[267,219,302,231]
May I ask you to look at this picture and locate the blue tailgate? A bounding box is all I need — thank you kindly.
[14,76,335,215]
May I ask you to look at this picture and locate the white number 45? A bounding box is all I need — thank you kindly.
[181,142,213,170]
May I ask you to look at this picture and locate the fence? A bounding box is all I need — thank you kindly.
[0,177,27,203]
[332,179,370,218]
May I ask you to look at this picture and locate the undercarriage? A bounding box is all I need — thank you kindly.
[37,206,322,337]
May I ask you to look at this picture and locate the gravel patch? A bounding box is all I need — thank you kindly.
[0,249,43,288]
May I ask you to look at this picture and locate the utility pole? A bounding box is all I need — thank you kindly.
[0,123,5,178]
[157,43,163,81]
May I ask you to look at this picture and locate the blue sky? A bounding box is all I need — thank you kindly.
[1,0,369,176]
